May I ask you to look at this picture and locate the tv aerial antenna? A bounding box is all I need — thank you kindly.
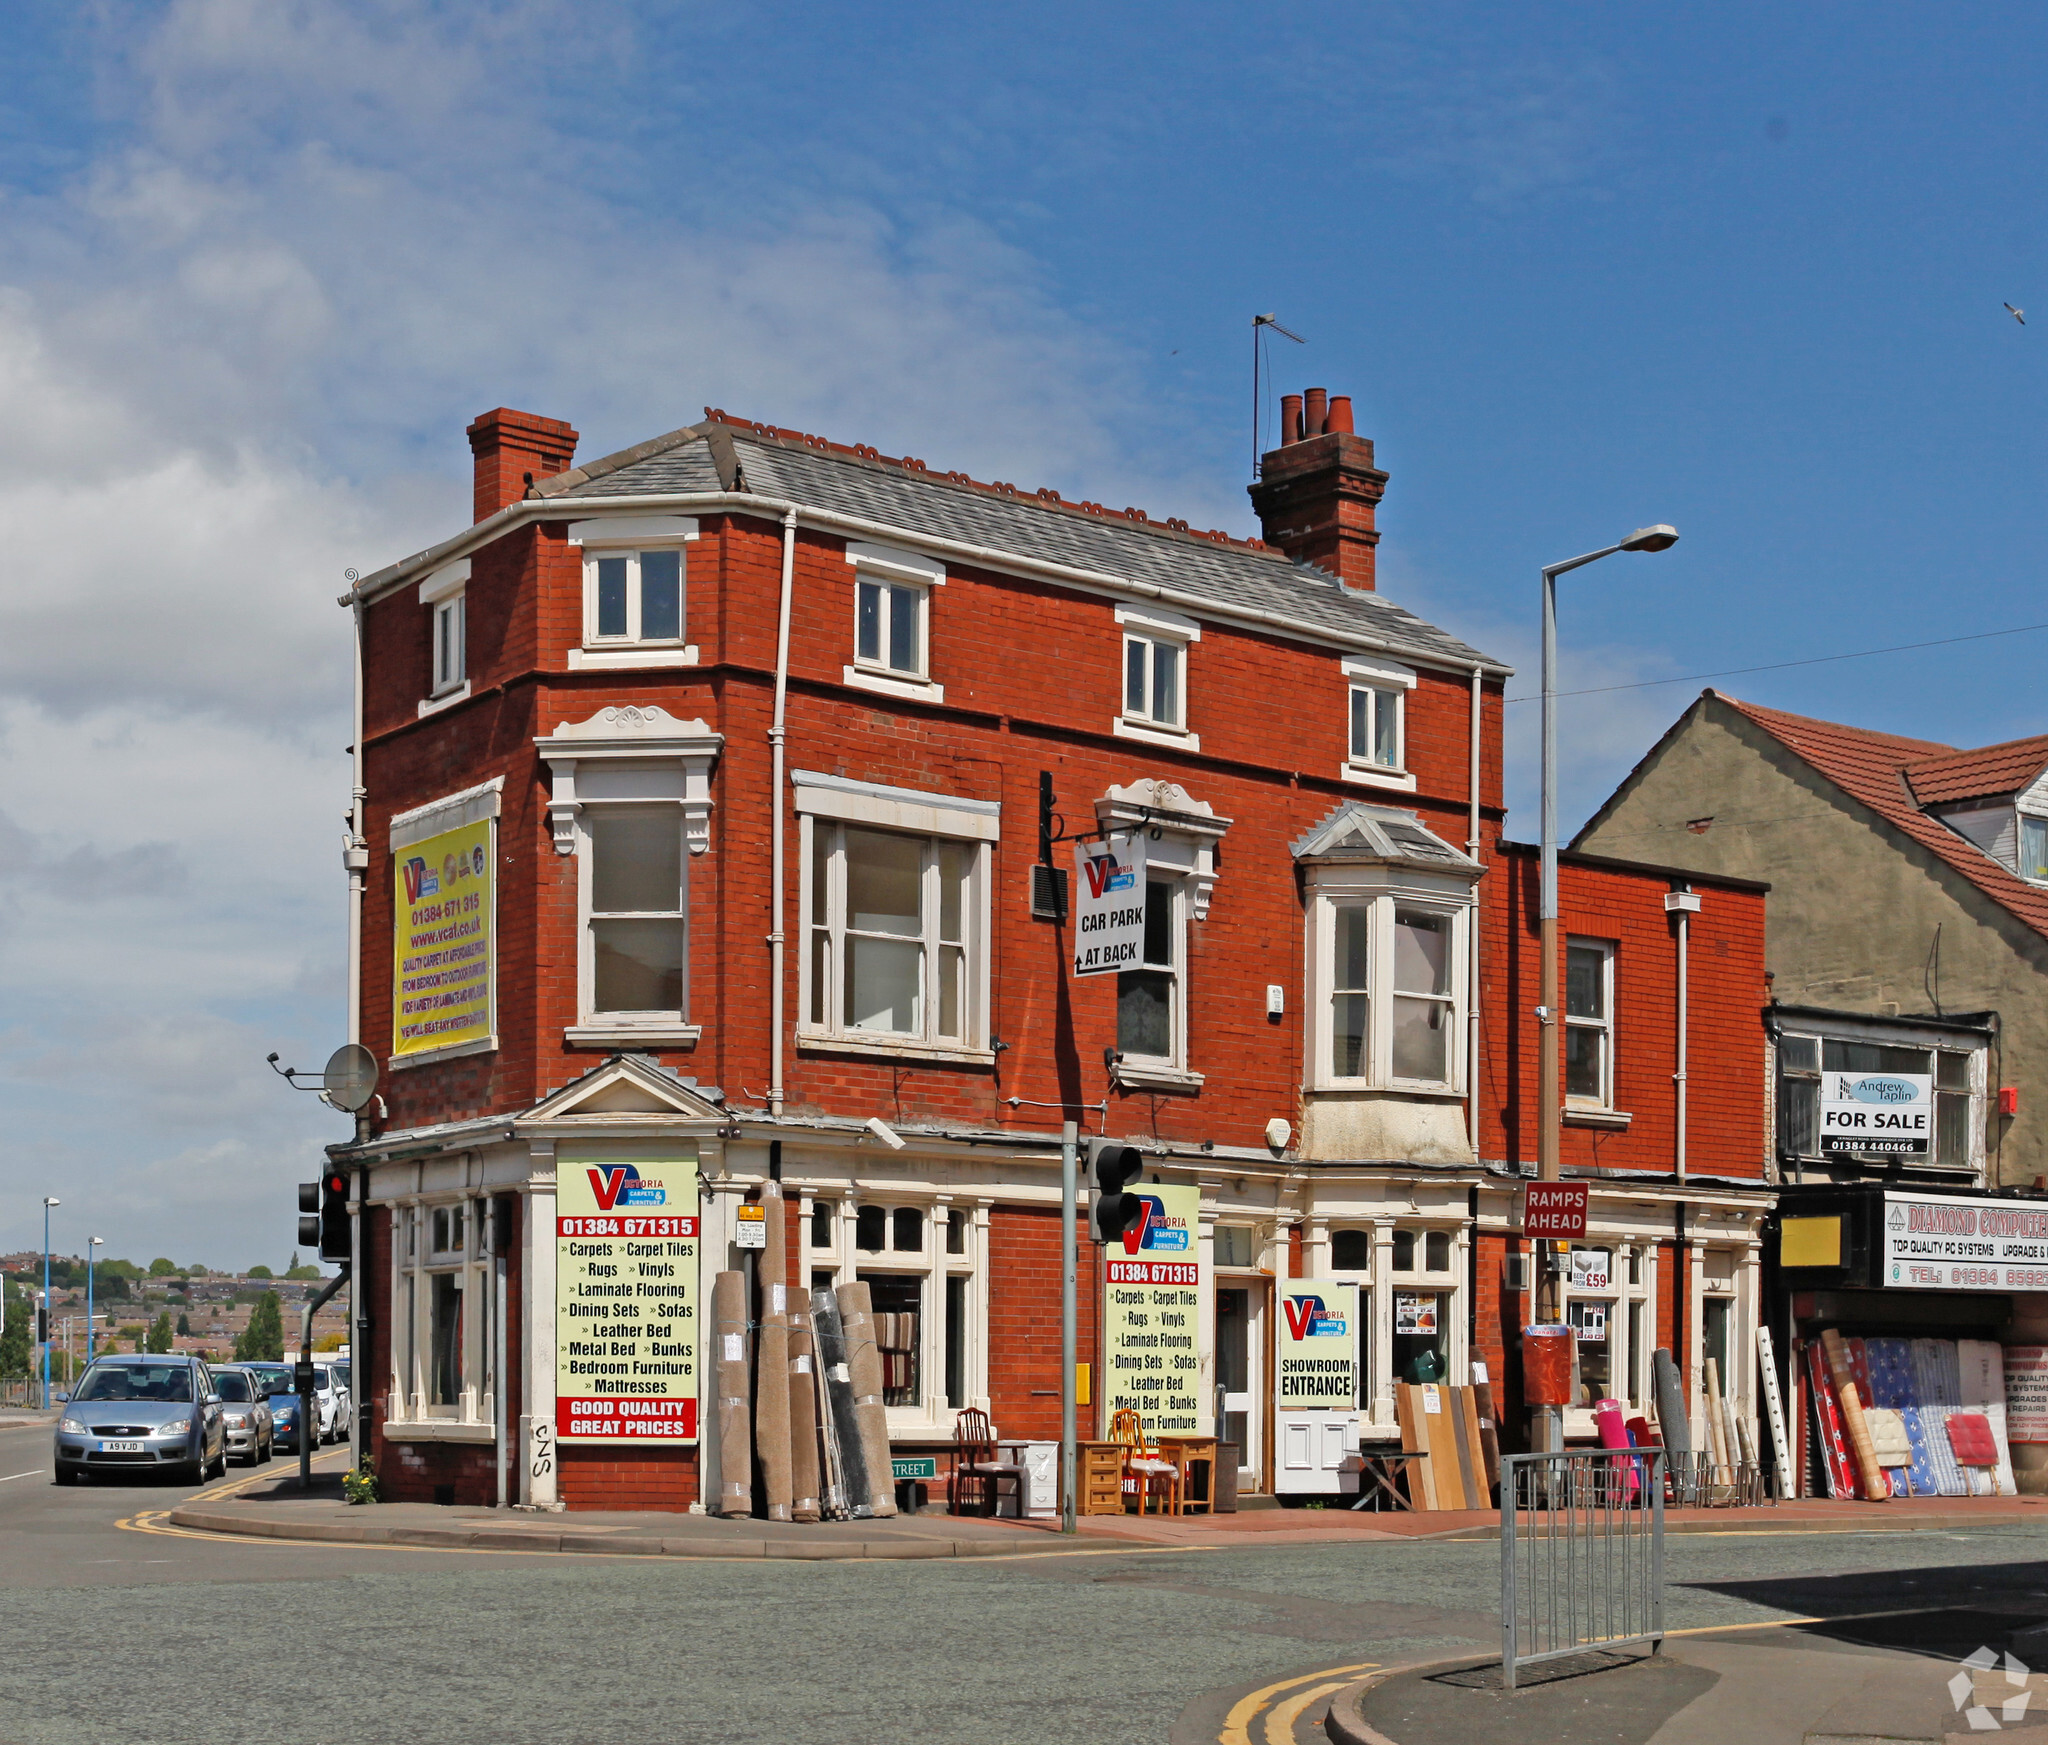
[1251,312,1306,480]
[266,1043,379,1114]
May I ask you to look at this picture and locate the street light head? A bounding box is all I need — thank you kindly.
[90,1236,104,1247]
[43,1197,58,1208]
[1620,524,1679,553]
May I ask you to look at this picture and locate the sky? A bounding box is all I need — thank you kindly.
[2,1,2046,1268]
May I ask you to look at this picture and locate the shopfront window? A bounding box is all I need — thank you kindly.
[832,1196,982,1432]
[389,1198,493,1427]
[861,1273,923,1407]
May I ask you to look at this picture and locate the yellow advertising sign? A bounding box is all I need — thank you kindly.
[556,1151,699,1441]
[1102,1181,1205,1436]
[391,818,494,1058]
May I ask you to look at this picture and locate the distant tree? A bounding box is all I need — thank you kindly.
[99,1259,141,1281]
[0,1286,28,1379]
[285,1262,321,1280]
[187,1265,208,1277]
[97,1274,129,1302]
[118,1324,145,1351]
[248,1265,273,1280]
[234,1293,284,1363]
[148,1258,176,1277]
[175,1313,191,1337]
[146,1313,173,1353]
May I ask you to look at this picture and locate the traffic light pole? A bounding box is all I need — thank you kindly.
[298,1269,348,1490]
[1060,1119,1077,1536]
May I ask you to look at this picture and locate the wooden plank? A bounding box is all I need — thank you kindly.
[1456,1386,1488,1507]
[1395,1386,1441,1510]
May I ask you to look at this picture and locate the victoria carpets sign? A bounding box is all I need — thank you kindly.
[1882,1192,2048,1291]
[1102,1183,1205,1434]
[1276,1280,1358,1410]
[556,1151,700,1439]
[1071,833,1147,978]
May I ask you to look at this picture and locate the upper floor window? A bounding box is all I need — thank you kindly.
[586,805,686,1018]
[1297,802,1479,1094]
[418,559,470,713]
[1776,1027,1984,1176]
[1564,939,1616,1107]
[589,548,685,645]
[1117,875,1185,1066]
[1113,605,1200,748]
[565,517,699,669]
[844,542,945,700]
[1340,655,1416,791]
[794,770,996,1061]
[2023,814,2048,882]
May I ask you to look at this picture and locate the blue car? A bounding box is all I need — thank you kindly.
[55,1354,228,1485]
[240,1363,306,1454]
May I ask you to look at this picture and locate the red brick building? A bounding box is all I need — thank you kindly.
[331,394,1771,1509]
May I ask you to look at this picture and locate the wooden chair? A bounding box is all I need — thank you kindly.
[949,1408,1021,1517]
[1109,1408,1181,1515]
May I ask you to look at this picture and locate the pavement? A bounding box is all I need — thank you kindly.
[162,1471,2048,1558]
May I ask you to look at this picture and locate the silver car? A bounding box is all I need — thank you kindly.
[210,1366,274,1464]
[54,1355,228,1485]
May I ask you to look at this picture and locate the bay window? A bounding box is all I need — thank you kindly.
[1299,803,1479,1095]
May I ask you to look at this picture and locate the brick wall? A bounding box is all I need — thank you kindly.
[985,1204,1100,1442]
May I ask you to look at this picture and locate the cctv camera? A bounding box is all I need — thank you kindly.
[865,1116,907,1150]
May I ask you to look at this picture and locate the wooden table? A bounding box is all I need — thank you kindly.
[1156,1434,1220,1515]
[1349,1448,1431,1512]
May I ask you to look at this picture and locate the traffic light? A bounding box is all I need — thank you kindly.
[297,1181,321,1251]
[35,1306,47,1343]
[1089,1140,1145,1244]
[319,1169,351,1263]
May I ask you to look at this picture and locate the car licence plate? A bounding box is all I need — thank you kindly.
[100,1440,144,1454]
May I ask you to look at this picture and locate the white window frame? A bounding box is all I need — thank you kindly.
[418,560,471,716]
[565,516,700,669]
[844,541,945,701]
[1340,655,1417,792]
[1564,937,1617,1110]
[384,1197,496,1440]
[1114,869,1192,1083]
[794,771,997,1065]
[1559,1239,1651,1415]
[537,706,722,1049]
[576,799,690,1039]
[2022,810,2048,884]
[1113,604,1200,750]
[1307,889,1471,1092]
[805,1192,987,1439]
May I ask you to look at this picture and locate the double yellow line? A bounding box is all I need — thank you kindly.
[1219,1662,1378,1745]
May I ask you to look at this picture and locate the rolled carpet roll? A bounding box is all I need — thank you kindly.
[1820,1328,1889,1500]
[1704,1357,1732,1477]
[1652,1348,1691,1453]
[837,1280,898,1518]
[755,1182,794,1522]
[788,1306,823,1523]
[812,1286,871,1516]
[711,1269,753,1518]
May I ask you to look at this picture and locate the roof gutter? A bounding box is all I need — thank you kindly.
[341,490,1512,679]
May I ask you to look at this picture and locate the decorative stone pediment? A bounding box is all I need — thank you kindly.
[1291,801,1480,877]
[1094,777,1234,919]
[517,1053,727,1135]
[534,707,722,856]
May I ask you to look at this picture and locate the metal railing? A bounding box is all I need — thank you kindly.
[1665,1449,1768,1509]
[1501,1449,1665,1691]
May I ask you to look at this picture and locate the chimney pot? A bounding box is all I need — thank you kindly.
[1279,394,1303,446]
[1326,395,1354,435]
[1303,387,1328,437]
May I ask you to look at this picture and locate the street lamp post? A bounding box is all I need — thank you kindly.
[87,1237,103,1363]
[40,1197,59,1410]
[1534,527,1677,1451]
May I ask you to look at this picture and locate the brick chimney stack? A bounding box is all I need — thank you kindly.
[466,408,580,523]
[1246,389,1386,590]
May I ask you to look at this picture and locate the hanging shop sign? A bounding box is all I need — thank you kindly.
[1822,1072,1933,1157]
[1102,1182,1204,1434]
[391,815,495,1059]
[1276,1279,1359,1411]
[1880,1191,2048,1292]
[1071,833,1147,977]
[556,1150,700,1440]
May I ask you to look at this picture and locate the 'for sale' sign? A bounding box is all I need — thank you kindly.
[1522,1181,1588,1239]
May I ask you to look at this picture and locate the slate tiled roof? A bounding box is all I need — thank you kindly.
[532,417,1507,674]
[1905,734,2048,807]
[1715,693,2048,943]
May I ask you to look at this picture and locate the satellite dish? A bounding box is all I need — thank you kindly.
[322,1043,379,1112]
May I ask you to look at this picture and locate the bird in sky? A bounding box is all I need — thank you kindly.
[2006,302,2026,325]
